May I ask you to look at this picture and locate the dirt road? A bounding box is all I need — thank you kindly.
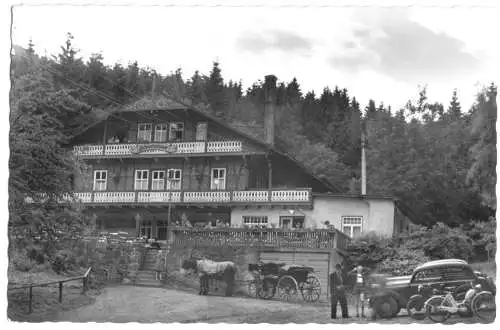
[51,286,479,324]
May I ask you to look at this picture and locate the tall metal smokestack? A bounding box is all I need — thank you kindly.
[361,131,367,195]
[263,75,277,147]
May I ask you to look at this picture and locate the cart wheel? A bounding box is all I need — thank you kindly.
[247,279,260,298]
[300,275,321,302]
[472,291,496,323]
[259,277,276,300]
[277,275,299,302]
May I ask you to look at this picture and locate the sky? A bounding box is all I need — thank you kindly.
[10,0,500,111]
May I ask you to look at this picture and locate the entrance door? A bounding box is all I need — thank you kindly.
[139,220,153,238]
[157,219,168,240]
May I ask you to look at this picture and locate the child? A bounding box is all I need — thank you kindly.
[349,265,369,318]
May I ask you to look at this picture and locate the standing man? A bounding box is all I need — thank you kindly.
[330,264,349,319]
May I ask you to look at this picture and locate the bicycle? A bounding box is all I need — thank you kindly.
[425,284,495,323]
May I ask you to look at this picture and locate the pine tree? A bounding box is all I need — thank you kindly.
[446,89,462,120]
[205,62,227,114]
[187,70,208,105]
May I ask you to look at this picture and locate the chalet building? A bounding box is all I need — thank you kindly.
[69,92,415,241]
[67,77,416,299]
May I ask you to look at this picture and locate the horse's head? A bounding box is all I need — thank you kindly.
[180,259,197,275]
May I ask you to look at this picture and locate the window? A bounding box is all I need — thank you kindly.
[139,220,152,238]
[154,124,168,142]
[341,216,363,238]
[196,122,208,141]
[243,216,268,228]
[137,123,152,142]
[166,169,182,190]
[152,170,165,190]
[413,268,443,283]
[93,170,107,191]
[211,168,226,190]
[134,170,149,190]
[279,216,305,229]
[444,266,474,281]
[169,122,184,141]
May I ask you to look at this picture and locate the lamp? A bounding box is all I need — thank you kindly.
[289,209,295,216]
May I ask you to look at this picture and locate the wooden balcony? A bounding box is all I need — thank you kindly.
[169,227,350,250]
[73,140,244,158]
[69,188,312,206]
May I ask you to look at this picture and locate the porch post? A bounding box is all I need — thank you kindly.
[102,121,108,156]
[267,156,272,203]
[135,213,141,237]
[152,216,158,239]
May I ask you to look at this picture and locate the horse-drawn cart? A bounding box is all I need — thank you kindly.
[247,262,322,302]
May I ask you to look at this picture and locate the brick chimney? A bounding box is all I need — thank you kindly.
[263,75,277,147]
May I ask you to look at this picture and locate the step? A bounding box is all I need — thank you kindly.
[135,279,161,286]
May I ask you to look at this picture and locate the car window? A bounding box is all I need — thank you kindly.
[413,268,443,283]
[443,266,474,281]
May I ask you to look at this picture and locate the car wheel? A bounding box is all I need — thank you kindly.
[372,296,398,319]
[407,294,426,320]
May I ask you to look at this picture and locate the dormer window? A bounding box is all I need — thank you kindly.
[169,122,184,141]
[137,123,152,142]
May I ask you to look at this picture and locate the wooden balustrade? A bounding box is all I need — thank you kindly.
[169,227,344,249]
[183,191,232,203]
[70,189,311,205]
[206,140,242,153]
[74,140,243,157]
[232,190,269,202]
[93,192,136,203]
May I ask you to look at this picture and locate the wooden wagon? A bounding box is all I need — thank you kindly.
[247,262,321,302]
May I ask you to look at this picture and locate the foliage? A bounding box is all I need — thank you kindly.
[344,232,393,269]
[9,37,93,274]
[377,248,430,276]
[346,221,489,275]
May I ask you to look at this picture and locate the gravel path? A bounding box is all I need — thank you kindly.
[50,286,481,324]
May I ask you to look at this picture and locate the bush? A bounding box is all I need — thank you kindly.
[51,249,78,274]
[377,248,430,276]
[346,222,477,276]
[345,231,393,268]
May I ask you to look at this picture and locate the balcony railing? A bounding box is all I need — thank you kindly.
[169,227,350,250]
[74,140,243,157]
[69,188,311,205]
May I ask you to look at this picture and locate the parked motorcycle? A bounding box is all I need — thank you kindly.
[424,284,495,323]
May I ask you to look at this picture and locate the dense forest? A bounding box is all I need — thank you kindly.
[9,33,496,248]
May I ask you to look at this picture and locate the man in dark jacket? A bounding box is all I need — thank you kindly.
[330,264,349,319]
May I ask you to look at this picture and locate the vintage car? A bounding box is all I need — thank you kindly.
[366,259,496,319]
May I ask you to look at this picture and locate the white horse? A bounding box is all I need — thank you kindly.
[181,257,237,296]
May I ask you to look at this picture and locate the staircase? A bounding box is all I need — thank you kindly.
[134,249,162,287]
[135,269,162,287]
[134,244,171,287]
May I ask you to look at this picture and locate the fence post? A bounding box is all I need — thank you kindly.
[82,277,87,294]
[58,282,63,303]
[28,286,33,314]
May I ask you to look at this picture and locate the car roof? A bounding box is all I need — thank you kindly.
[414,259,468,272]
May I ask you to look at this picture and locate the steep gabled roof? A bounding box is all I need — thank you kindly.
[71,96,342,193]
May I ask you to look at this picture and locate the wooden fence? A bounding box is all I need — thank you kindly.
[169,227,350,250]
[8,267,93,314]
